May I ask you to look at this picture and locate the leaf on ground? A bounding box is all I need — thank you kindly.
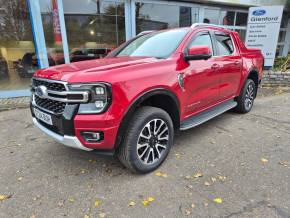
[191,203,195,208]
[204,181,211,186]
[278,161,288,167]
[68,197,75,203]
[210,140,216,144]
[218,175,226,182]
[175,153,181,159]
[84,215,90,218]
[58,201,64,207]
[128,201,136,207]
[142,197,155,206]
[193,172,203,178]
[185,209,191,215]
[88,159,97,164]
[94,200,101,207]
[99,213,106,218]
[155,171,167,178]
[17,177,23,181]
[186,185,193,189]
[211,177,217,183]
[30,215,36,218]
[142,200,149,206]
[80,169,88,174]
[261,158,269,164]
[148,197,155,202]
[185,175,191,180]
[213,198,223,204]
[0,194,11,201]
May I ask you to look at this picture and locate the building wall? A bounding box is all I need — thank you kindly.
[191,0,288,7]
[0,0,289,98]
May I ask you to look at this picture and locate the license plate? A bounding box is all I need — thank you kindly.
[34,108,53,125]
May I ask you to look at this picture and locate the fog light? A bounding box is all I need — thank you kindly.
[81,131,104,143]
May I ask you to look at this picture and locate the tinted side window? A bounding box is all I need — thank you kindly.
[215,33,234,56]
[188,33,213,55]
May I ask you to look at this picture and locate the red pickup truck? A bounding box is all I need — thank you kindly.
[31,24,264,173]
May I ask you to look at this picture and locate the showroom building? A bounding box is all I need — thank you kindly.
[0,0,289,98]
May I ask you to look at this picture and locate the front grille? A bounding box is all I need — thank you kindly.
[32,78,66,92]
[35,95,66,114]
[32,78,88,114]
[32,78,67,114]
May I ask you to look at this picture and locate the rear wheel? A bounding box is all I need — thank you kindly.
[117,106,174,174]
[235,79,256,113]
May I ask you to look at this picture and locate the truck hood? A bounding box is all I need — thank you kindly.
[34,56,159,83]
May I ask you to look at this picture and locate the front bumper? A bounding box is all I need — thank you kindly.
[32,118,92,151]
[31,103,120,151]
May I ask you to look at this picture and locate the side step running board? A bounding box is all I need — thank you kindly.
[180,100,237,130]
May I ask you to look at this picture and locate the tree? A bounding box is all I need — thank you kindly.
[0,0,33,44]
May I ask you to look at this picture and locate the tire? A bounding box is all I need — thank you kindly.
[117,106,174,174]
[235,79,256,113]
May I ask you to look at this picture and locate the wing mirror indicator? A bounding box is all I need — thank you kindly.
[184,45,212,61]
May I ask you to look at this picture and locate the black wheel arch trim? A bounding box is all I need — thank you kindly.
[114,88,180,149]
[246,67,259,98]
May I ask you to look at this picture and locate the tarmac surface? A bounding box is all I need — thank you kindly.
[0,90,290,218]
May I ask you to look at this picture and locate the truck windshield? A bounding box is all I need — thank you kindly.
[116,29,189,59]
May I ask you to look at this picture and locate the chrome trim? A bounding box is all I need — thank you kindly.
[32,77,69,91]
[32,78,90,104]
[32,118,93,151]
[37,90,89,103]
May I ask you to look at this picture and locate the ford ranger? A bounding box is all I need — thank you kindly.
[30,23,264,173]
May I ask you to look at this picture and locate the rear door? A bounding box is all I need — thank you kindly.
[213,32,242,100]
[183,31,220,117]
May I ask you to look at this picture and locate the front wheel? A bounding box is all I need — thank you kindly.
[117,106,174,174]
[235,79,256,113]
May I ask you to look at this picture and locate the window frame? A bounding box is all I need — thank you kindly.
[184,30,217,57]
[212,31,236,57]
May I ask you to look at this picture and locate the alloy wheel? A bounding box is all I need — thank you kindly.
[136,119,169,165]
[244,82,255,110]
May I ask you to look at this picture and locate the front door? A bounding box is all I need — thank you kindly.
[213,32,242,100]
[183,31,220,118]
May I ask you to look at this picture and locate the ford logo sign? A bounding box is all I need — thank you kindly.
[35,85,48,99]
[253,9,266,16]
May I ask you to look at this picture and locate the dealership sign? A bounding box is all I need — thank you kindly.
[245,6,284,67]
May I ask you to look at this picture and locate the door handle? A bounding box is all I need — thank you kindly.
[211,64,220,70]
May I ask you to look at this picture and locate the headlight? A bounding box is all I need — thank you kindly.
[68,83,112,114]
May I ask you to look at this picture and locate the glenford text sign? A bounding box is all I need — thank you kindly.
[245,6,284,67]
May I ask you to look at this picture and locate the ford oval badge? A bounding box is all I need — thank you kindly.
[253,9,266,16]
[35,85,48,99]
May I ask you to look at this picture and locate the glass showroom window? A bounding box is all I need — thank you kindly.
[220,11,235,26]
[63,0,125,62]
[0,0,37,91]
[203,8,248,41]
[277,13,289,56]
[203,8,220,25]
[135,2,199,34]
[235,12,248,26]
[39,0,65,66]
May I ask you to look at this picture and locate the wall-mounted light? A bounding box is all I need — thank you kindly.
[90,30,95,35]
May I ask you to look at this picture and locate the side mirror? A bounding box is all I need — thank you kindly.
[185,45,212,61]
